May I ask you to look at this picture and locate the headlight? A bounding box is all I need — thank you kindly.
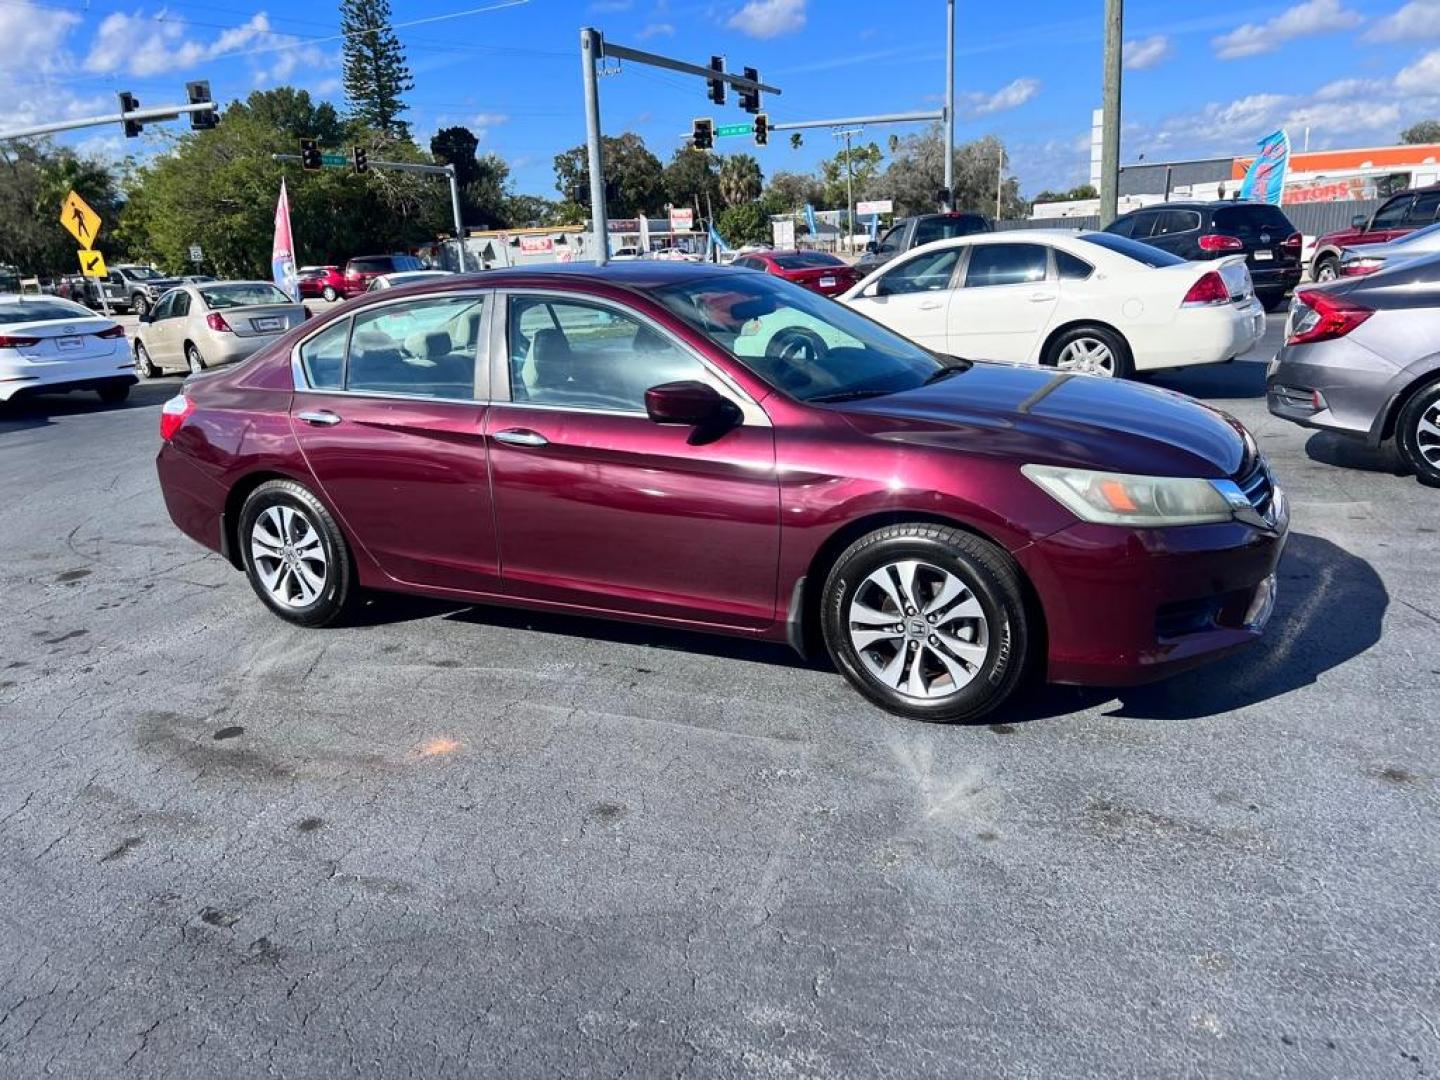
[1022,464,1247,526]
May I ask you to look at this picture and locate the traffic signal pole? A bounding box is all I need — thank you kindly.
[944,0,955,212]
[0,101,217,142]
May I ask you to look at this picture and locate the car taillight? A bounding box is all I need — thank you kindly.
[1281,232,1303,250]
[1287,289,1374,345]
[0,335,40,348]
[159,394,194,441]
[1182,271,1230,306]
[205,312,233,333]
[1341,258,1383,276]
[95,324,126,339]
[1197,234,1244,252]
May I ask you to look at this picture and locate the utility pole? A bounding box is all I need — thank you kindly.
[835,128,861,254]
[1099,0,1124,226]
[944,0,955,212]
[996,146,1004,220]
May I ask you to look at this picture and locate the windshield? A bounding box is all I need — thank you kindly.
[0,299,94,325]
[122,266,165,280]
[653,272,945,402]
[1078,232,1186,267]
[200,283,291,309]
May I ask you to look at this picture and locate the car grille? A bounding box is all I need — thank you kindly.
[1235,457,1276,520]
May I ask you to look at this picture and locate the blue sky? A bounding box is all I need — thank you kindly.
[9,0,1440,199]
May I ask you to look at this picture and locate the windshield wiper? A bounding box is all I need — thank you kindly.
[808,388,892,404]
[923,361,971,385]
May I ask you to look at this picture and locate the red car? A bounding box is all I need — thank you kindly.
[297,266,346,302]
[155,263,1287,723]
[731,249,861,296]
[342,254,424,297]
[1310,184,1440,281]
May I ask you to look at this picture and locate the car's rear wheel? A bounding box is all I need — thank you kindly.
[1044,325,1132,379]
[820,524,1032,723]
[134,341,157,378]
[1313,257,1339,283]
[322,286,338,302]
[239,480,355,627]
[1397,379,1440,487]
[185,343,206,374]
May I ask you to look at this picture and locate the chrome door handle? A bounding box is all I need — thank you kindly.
[296,409,341,426]
[493,428,548,447]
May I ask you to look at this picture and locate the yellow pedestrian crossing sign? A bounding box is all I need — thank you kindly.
[60,190,102,247]
[78,250,108,278]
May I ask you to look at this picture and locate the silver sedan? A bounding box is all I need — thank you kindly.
[134,281,308,376]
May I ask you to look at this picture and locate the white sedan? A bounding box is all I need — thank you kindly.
[0,294,135,404]
[840,230,1265,378]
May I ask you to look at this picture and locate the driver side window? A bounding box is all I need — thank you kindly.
[1371,196,1413,230]
[876,226,903,255]
[876,248,962,295]
[345,295,485,399]
[149,293,175,321]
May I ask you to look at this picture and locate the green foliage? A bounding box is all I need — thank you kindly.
[1401,120,1440,145]
[874,125,1026,219]
[718,154,764,208]
[430,126,480,189]
[553,133,663,218]
[504,194,564,227]
[340,0,414,137]
[763,171,823,212]
[0,141,124,277]
[715,202,771,247]
[662,148,720,211]
[820,141,883,208]
[1032,183,1097,204]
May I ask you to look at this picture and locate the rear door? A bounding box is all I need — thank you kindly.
[1145,209,1202,257]
[289,290,500,593]
[945,242,1057,362]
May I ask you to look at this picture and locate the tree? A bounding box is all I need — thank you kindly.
[876,125,1025,219]
[0,142,123,276]
[718,153,763,208]
[340,0,414,137]
[430,125,480,190]
[552,133,663,218]
[763,171,823,212]
[504,194,563,227]
[1032,183,1097,204]
[819,141,883,208]
[1401,120,1440,145]
[662,148,719,212]
[463,154,512,229]
[715,202,771,246]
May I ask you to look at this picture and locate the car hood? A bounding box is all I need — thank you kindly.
[836,361,1249,479]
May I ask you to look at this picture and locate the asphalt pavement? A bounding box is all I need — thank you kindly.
[0,315,1436,1079]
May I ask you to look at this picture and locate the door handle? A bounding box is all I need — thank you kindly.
[296,409,341,426]
[493,428,549,448]
[918,300,944,310]
[1028,292,1058,302]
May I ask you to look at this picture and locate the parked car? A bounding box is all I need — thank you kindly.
[367,270,456,292]
[1338,221,1440,277]
[57,273,127,311]
[179,275,217,285]
[155,262,1286,724]
[0,294,134,404]
[109,264,185,317]
[841,231,1264,378]
[731,250,863,297]
[855,212,992,275]
[1267,251,1440,485]
[650,247,701,262]
[1105,201,1302,312]
[342,254,424,297]
[1309,184,1440,283]
[610,246,643,261]
[298,266,346,302]
[133,281,307,376]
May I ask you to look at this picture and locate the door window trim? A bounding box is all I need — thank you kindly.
[289,288,494,404]
[489,288,770,427]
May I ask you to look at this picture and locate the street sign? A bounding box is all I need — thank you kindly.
[60,190,102,247]
[78,250,107,278]
[669,208,695,232]
[716,122,754,138]
[188,244,203,263]
[856,199,894,216]
[321,153,348,167]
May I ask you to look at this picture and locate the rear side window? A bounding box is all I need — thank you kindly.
[1078,233,1187,267]
[913,215,989,245]
[1055,250,1094,280]
[1153,209,1201,236]
[299,319,349,390]
[347,296,484,399]
[1213,205,1296,241]
[172,292,192,317]
[963,244,1048,288]
[1405,192,1440,227]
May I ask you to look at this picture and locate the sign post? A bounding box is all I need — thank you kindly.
[60,190,110,317]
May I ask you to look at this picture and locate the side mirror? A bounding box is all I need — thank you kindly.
[644,380,733,426]
[1352,214,1368,230]
[864,241,879,254]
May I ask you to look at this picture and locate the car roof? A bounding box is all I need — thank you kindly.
[1123,200,1293,212]
[473,260,744,290]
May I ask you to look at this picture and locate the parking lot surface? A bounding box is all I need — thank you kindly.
[1,316,1437,1078]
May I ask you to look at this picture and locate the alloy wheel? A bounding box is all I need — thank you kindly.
[250,505,328,608]
[847,559,990,700]
[1316,262,1338,282]
[1416,400,1440,469]
[1055,337,1116,376]
[186,345,205,374]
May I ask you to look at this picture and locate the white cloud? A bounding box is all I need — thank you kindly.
[1212,0,1363,60]
[1124,35,1172,70]
[85,11,273,77]
[0,0,80,74]
[727,0,806,39]
[1366,0,1440,41]
[962,77,1040,117]
[638,22,675,39]
[1396,47,1440,91]
[471,112,509,141]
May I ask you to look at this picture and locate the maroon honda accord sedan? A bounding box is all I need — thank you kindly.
[155,261,1287,723]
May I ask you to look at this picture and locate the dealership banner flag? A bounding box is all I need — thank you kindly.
[804,202,820,237]
[271,179,298,301]
[1239,130,1290,206]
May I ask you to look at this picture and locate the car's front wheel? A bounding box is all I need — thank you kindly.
[133,295,150,318]
[1313,257,1339,283]
[1397,379,1440,487]
[820,524,1032,723]
[239,480,355,627]
[322,286,338,302]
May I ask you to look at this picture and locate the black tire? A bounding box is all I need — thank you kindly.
[1313,256,1339,283]
[820,523,1032,723]
[1042,324,1133,379]
[96,382,130,404]
[134,341,157,378]
[322,286,338,302]
[1259,291,1289,313]
[1396,379,1440,487]
[133,295,150,318]
[238,479,355,627]
[185,342,206,373]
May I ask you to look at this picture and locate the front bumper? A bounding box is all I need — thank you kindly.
[1265,338,1399,445]
[1015,497,1289,687]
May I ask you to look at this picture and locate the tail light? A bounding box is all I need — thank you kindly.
[1197,234,1244,252]
[0,334,41,348]
[95,324,126,339]
[205,312,233,333]
[1286,289,1374,345]
[159,394,194,441]
[1341,258,1383,276]
[1281,232,1303,250]
[1182,271,1230,306]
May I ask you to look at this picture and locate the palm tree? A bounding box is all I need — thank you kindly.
[718,154,763,207]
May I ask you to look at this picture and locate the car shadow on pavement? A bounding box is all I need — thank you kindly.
[1148,358,1268,401]
[0,379,182,433]
[1304,430,1410,476]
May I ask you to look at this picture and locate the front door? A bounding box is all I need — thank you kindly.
[288,291,500,593]
[852,246,963,350]
[944,241,1058,363]
[486,292,780,630]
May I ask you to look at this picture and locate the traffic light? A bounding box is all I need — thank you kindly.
[352,146,369,174]
[186,81,218,130]
[754,113,768,147]
[739,67,761,114]
[300,138,322,171]
[707,56,726,106]
[692,118,713,150]
[118,92,143,138]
